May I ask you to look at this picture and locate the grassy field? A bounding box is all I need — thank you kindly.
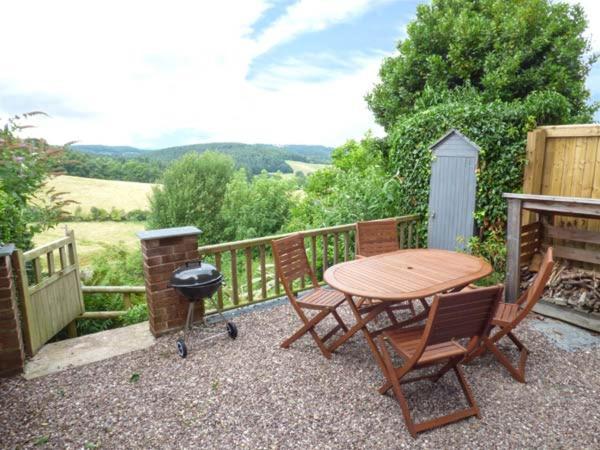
[286,160,329,175]
[44,175,156,213]
[34,222,145,267]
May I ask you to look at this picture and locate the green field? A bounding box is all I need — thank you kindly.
[44,175,156,213]
[285,160,329,174]
[34,221,145,267]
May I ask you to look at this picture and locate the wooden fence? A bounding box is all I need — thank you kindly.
[198,215,420,313]
[522,124,600,266]
[15,216,420,350]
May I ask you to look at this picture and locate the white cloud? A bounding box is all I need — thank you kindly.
[0,0,389,147]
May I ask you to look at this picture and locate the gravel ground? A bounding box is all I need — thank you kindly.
[1,303,599,449]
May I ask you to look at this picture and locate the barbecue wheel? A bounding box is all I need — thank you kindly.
[226,322,238,339]
[176,337,188,358]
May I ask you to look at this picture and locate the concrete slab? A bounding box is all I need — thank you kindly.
[23,322,155,379]
[531,317,600,352]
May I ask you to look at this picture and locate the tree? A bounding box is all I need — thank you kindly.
[221,170,294,240]
[287,135,402,230]
[147,151,234,244]
[366,0,597,130]
[0,113,68,249]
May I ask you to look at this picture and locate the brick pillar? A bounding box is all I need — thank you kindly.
[0,245,25,377]
[138,227,203,337]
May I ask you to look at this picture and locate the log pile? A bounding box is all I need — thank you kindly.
[522,260,600,314]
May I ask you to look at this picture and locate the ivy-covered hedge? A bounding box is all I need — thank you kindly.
[387,91,572,239]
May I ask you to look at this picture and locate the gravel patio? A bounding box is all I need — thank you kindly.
[1,302,599,449]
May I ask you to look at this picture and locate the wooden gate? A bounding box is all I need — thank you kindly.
[12,230,84,355]
[427,130,480,250]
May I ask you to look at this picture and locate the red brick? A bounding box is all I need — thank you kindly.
[142,239,160,250]
[161,252,187,264]
[0,277,11,288]
[157,236,185,247]
[148,280,170,292]
[172,242,198,254]
[0,317,17,329]
[0,350,24,371]
[0,288,13,301]
[0,331,22,350]
[144,255,163,267]
[0,298,13,311]
[184,251,199,260]
[143,246,174,258]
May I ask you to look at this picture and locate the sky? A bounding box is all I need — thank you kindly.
[0,0,598,149]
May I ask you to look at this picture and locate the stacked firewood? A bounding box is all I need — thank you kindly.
[522,260,600,313]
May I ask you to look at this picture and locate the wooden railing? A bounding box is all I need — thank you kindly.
[73,215,419,330]
[79,286,146,321]
[198,215,420,313]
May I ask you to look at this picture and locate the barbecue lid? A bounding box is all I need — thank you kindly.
[170,260,222,288]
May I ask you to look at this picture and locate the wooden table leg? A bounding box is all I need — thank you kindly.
[343,294,388,374]
[328,299,386,353]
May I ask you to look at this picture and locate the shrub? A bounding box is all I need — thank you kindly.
[386,91,574,241]
[148,151,234,244]
[77,246,145,335]
[221,170,294,240]
[0,113,69,249]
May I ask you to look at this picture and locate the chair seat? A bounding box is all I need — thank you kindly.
[384,326,467,365]
[492,302,521,327]
[298,288,346,309]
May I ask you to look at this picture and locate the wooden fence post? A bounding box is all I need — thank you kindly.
[505,197,523,302]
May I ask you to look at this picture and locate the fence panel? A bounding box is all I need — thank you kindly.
[522,125,600,267]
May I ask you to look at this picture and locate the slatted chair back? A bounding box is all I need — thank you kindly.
[518,247,554,315]
[424,285,503,352]
[272,234,318,299]
[356,219,399,257]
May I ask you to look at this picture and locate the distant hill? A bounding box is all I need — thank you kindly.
[73,142,332,164]
[71,145,152,157]
[67,142,332,180]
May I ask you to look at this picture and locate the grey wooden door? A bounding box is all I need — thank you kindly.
[427,130,479,251]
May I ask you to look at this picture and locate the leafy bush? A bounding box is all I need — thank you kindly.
[78,246,145,335]
[0,113,69,249]
[386,91,574,241]
[467,228,507,286]
[148,151,234,244]
[288,135,402,229]
[119,303,148,326]
[221,170,295,240]
[67,206,149,222]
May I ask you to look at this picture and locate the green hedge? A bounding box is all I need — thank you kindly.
[387,91,572,241]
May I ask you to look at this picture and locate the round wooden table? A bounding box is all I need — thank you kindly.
[324,248,492,302]
[323,249,492,371]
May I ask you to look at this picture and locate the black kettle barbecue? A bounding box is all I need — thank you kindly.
[169,260,237,358]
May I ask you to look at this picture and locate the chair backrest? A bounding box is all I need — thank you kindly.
[272,234,318,298]
[355,219,400,257]
[518,247,554,314]
[424,285,503,351]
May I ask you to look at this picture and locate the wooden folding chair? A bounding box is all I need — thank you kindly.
[377,285,503,437]
[355,219,416,319]
[272,233,349,359]
[465,248,554,382]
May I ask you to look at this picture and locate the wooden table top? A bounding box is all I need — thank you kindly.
[324,249,492,301]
